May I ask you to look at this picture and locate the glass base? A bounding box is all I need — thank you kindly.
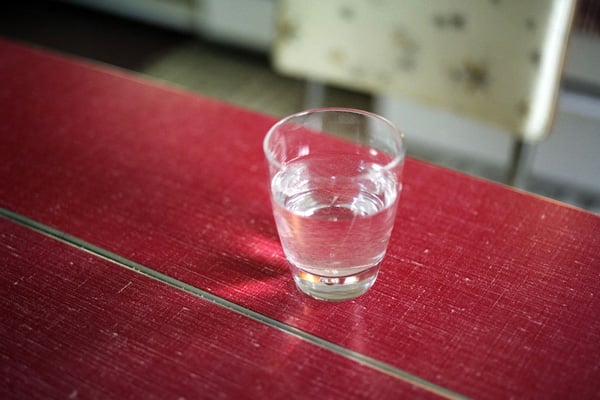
[289,264,380,301]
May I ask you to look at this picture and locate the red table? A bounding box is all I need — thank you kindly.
[1,38,599,399]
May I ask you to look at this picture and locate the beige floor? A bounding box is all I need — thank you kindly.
[140,40,372,118]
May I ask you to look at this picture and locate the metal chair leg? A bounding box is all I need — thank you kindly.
[304,80,326,109]
[507,139,536,188]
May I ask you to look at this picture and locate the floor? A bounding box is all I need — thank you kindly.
[3,0,599,214]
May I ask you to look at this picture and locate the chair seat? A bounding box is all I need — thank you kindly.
[273,0,576,141]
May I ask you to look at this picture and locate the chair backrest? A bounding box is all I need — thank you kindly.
[273,0,577,142]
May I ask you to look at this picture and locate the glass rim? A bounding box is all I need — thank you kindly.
[263,107,406,171]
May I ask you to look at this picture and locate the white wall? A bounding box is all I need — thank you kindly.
[374,91,600,193]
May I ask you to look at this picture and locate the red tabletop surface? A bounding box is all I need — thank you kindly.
[1,218,436,399]
[1,38,599,399]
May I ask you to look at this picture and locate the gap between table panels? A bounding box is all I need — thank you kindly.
[0,206,468,400]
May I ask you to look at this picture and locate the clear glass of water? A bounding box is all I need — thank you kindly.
[264,108,406,301]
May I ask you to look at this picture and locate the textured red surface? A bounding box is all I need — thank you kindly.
[0,219,436,399]
[1,38,600,399]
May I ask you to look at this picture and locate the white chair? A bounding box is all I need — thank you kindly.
[272,0,577,187]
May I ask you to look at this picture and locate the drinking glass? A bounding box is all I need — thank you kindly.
[264,108,406,301]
